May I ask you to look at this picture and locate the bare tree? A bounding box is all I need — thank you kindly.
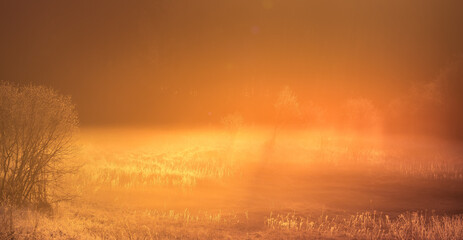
[0,82,79,206]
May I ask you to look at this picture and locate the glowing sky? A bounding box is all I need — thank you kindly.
[1,0,462,125]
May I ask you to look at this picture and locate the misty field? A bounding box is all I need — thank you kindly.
[2,128,463,239]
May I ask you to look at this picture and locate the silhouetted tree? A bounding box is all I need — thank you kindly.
[0,82,79,206]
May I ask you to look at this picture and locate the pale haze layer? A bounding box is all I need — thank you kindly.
[1,0,462,132]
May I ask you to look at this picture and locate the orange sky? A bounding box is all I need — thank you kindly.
[1,0,462,126]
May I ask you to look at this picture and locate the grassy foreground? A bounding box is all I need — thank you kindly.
[1,127,463,239]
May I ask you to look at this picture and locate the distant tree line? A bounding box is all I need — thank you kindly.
[223,57,463,140]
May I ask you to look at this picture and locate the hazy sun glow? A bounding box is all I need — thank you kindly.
[1,1,463,239]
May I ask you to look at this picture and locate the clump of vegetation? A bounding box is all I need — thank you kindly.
[0,82,79,207]
[3,204,462,240]
[76,147,241,189]
[266,211,463,240]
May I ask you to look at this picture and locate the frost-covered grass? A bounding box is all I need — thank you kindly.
[3,128,463,239]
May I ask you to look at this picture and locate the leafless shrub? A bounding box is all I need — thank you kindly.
[0,82,79,207]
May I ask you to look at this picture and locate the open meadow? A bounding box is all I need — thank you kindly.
[2,127,463,239]
[2,0,463,239]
